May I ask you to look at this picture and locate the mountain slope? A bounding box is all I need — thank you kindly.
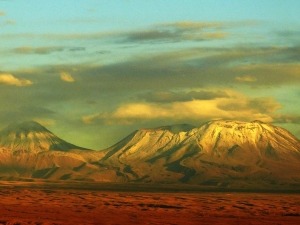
[101,120,300,187]
[0,121,114,181]
[0,120,299,188]
[0,121,87,152]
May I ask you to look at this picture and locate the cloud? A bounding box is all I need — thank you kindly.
[217,97,281,114]
[3,21,224,43]
[9,45,300,96]
[0,31,111,42]
[4,19,15,25]
[139,90,229,103]
[0,105,56,128]
[60,72,75,82]
[34,118,56,127]
[0,20,256,44]
[119,21,259,44]
[69,47,86,52]
[0,11,14,27]
[233,63,300,85]
[0,73,32,86]
[122,21,227,43]
[82,114,99,124]
[13,46,65,55]
[273,114,300,124]
[82,90,280,125]
[275,30,300,45]
[235,75,257,83]
[4,43,299,114]
[74,46,300,91]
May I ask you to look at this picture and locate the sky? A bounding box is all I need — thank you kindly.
[0,0,299,149]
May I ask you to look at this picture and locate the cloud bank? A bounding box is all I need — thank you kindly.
[82,90,281,125]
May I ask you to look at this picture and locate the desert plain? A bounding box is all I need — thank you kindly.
[0,181,299,225]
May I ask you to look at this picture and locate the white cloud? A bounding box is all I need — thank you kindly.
[60,72,75,82]
[0,73,33,86]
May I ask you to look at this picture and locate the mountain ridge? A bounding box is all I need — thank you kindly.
[100,119,300,186]
[0,119,299,188]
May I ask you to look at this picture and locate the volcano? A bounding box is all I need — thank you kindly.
[0,120,299,189]
[0,121,86,152]
[100,120,300,187]
[0,121,107,180]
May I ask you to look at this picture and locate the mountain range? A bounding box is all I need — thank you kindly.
[0,120,299,189]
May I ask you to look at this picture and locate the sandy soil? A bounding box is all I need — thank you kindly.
[0,183,299,225]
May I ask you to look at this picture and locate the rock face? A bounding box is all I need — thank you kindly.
[0,120,300,189]
[101,120,300,188]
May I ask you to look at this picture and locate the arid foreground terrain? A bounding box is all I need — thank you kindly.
[0,181,299,225]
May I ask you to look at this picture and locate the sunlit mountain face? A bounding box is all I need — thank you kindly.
[0,121,87,152]
[0,120,299,189]
[0,121,105,180]
[101,120,300,187]
[0,1,299,151]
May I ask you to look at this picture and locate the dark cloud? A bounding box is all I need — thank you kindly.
[256,46,300,63]
[72,46,300,91]
[122,22,226,43]
[124,30,177,42]
[96,50,110,54]
[9,45,300,99]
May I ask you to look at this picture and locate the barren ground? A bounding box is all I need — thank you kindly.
[0,181,299,225]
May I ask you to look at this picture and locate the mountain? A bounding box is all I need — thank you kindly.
[0,120,299,189]
[0,121,111,181]
[0,121,86,152]
[100,120,300,188]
